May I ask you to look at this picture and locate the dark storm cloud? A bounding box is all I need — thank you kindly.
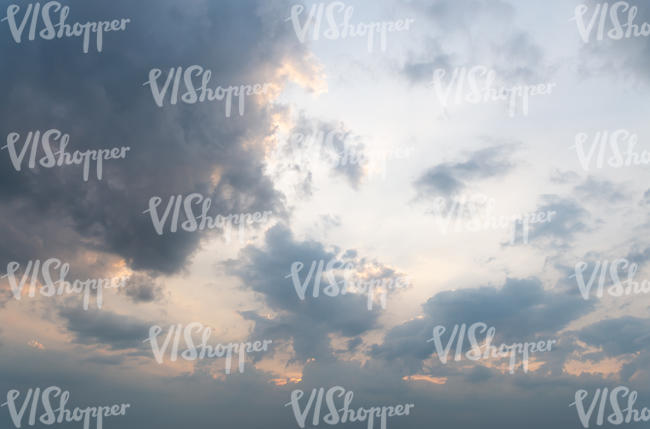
[413,143,517,199]
[0,0,303,274]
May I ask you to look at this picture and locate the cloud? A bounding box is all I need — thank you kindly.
[513,195,591,248]
[0,0,308,275]
[575,0,650,85]
[414,143,518,199]
[58,306,152,351]
[224,224,409,362]
[577,316,650,356]
[272,115,368,190]
[550,169,581,185]
[627,246,650,267]
[121,273,165,303]
[400,0,549,84]
[573,177,628,202]
[372,277,594,372]
[1,1,650,428]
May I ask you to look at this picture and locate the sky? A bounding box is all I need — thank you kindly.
[1,0,650,428]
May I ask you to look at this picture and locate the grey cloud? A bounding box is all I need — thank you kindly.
[58,306,151,350]
[122,273,165,303]
[574,177,629,202]
[627,246,650,267]
[372,277,594,372]
[414,143,518,199]
[575,0,650,84]
[423,278,593,340]
[550,169,581,185]
[400,0,550,84]
[225,224,379,361]
[643,188,650,204]
[514,195,591,248]
[277,115,367,189]
[0,0,301,275]
[225,224,409,362]
[577,316,650,356]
